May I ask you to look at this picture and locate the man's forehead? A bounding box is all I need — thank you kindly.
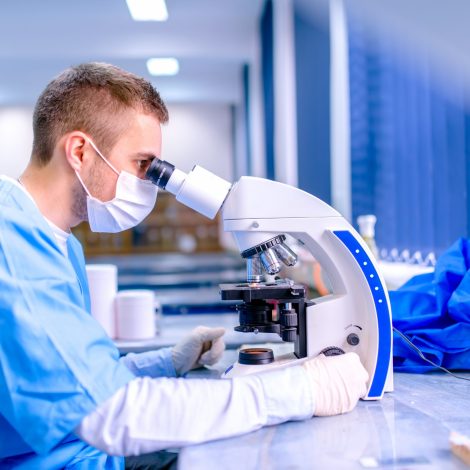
[117,112,162,154]
[134,110,162,128]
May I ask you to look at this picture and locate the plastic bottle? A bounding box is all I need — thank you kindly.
[357,214,379,259]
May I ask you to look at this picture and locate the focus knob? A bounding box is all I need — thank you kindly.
[320,346,345,356]
[282,328,297,342]
[280,311,298,327]
[347,333,360,346]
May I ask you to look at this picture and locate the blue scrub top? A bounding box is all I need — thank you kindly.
[0,178,134,468]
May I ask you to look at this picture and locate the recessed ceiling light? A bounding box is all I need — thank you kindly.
[147,58,179,76]
[126,0,168,21]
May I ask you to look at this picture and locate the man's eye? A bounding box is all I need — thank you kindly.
[137,160,150,170]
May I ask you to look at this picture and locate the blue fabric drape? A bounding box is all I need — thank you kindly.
[348,15,469,256]
[391,238,470,372]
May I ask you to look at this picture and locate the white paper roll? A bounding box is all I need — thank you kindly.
[85,264,118,338]
[115,290,156,340]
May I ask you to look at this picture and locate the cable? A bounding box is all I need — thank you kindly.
[393,327,470,382]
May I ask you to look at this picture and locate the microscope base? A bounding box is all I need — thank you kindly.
[221,352,307,379]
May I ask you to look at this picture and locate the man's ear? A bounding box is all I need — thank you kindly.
[64,132,88,171]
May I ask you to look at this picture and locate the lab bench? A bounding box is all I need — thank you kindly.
[115,315,469,469]
[179,350,470,470]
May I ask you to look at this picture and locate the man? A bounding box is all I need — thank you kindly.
[0,63,368,469]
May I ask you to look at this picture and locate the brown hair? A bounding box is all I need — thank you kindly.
[32,62,169,165]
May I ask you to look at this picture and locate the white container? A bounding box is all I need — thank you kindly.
[115,290,156,340]
[85,264,118,338]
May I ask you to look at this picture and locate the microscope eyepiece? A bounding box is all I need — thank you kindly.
[146,159,175,189]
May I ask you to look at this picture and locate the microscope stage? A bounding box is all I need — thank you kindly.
[219,280,306,302]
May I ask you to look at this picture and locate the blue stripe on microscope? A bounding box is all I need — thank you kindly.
[333,230,392,398]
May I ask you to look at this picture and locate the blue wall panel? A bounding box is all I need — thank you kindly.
[294,7,331,203]
[260,0,275,181]
[348,15,469,257]
[242,63,252,176]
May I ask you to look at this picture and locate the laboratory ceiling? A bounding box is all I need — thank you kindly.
[0,0,264,106]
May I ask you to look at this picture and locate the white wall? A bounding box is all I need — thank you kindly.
[162,103,234,181]
[0,107,34,178]
[0,103,234,181]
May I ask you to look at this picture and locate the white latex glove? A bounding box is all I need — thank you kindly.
[302,352,369,416]
[172,326,226,376]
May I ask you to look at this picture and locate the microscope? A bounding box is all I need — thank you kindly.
[147,160,393,400]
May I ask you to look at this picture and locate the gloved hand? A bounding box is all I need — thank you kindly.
[302,352,369,416]
[172,326,226,376]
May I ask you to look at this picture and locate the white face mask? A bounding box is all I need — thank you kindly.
[75,139,158,233]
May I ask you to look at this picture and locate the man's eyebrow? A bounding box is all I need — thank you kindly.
[134,152,158,159]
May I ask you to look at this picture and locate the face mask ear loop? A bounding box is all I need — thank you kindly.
[87,138,121,176]
[75,170,93,198]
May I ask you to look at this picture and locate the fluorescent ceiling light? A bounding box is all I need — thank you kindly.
[147,58,179,76]
[126,0,168,21]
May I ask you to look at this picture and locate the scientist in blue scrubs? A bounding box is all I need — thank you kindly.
[0,63,369,469]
